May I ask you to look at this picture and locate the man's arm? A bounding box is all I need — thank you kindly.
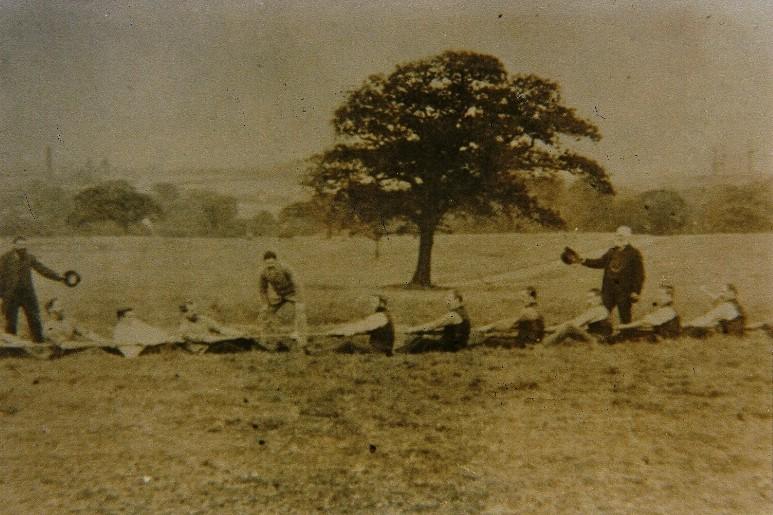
[30,257,63,282]
[686,303,738,328]
[328,313,388,337]
[581,249,612,269]
[406,311,461,334]
[258,272,270,304]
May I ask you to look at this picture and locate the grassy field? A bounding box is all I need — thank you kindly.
[0,233,771,513]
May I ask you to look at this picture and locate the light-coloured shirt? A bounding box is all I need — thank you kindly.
[687,301,741,328]
[641,306,678,327]
[571,305,610,329]
[113,318,171,346]
[330,312,389,337]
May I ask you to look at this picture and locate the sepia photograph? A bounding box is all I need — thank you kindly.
[0,0,771,512]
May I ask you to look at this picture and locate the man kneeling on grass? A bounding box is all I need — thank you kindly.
[542,288,612,346]
[399,290,471,353]
[475,286,544,348]
[684,283,746,337]
[610,283,680,343]
[322,294,395,356]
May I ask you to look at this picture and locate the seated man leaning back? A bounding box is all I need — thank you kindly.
[322,294,395,356]
[476,286,544,348]
[542,288,612,346]
[399,290,471,354]
[611,283,681,342]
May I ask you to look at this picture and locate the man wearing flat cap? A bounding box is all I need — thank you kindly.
[569,226,645,324]
[0,236,67,342]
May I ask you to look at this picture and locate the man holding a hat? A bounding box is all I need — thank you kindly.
[0,236,74,342]
[564,226,644,324]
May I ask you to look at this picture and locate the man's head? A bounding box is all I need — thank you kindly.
[369,294,388,311]
[520,286,537,305]
[116,307,135,320]
[719,283,738,301]
[45,298,64,319]
[586,288,603,307]
[445,289,463,310]
[11,236,27,252]
[655,284,674,306]
[614,226,632,247]
[179,300,198,316]
[263,250,278,269]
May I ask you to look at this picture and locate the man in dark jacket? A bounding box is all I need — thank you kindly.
[400,290,471,353]
[573,226,644,324]
[0,237,66,342]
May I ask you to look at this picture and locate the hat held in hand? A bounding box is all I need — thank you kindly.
[560,247,580,265]
[63,270,81,287]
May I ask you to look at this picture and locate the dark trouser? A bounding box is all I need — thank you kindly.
[3,292,44,342]
[335,340,393,357]
[401,336,464,354]
[608,328,656,344]
[603,290,633,324]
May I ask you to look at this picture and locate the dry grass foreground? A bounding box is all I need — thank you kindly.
[0,233,771,512]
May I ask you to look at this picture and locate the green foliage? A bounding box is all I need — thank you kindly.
[67,180,161,232]
[155,189,240,237]
[307,50,609,285]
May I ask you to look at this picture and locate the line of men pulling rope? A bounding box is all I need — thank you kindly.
[0,229,769,359]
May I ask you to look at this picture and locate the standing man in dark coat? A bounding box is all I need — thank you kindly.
[572,226,644,324]
[0,236,67,342]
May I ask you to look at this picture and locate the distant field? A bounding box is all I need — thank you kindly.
[21,232,773,335]
[0,233,770,513]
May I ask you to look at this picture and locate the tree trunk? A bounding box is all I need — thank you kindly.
[409,225,435,287]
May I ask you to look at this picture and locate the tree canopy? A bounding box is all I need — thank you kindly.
[307,50,611,286]
[67,180,161,232]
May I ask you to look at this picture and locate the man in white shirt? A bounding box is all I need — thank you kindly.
[112,307,172,358]
[322,294,394,356]
[43,298,103,348]
[542,288,612,346]
[476,286,544,347]
[611,284,680,342]
[685,283,746,337]
[259,251,307,348]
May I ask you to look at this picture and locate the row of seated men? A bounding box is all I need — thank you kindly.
[316,282,765,356]
[3,282,764,357]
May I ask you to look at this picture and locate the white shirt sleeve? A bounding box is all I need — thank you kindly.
[687,302,740,328]
[643,307,677,327]
[571,306,608,328]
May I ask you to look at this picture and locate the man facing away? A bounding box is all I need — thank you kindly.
[611,283,681,342]
[259,251,307,347]
[476,286,544,347]
[0,236,68,342]
[399,290,471,353]
[571,226,644,324]
[542,288,612,346]
[684,283,746,337]
[323,294,395,356]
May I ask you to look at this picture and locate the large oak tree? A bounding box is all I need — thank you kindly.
[307,51,612,287]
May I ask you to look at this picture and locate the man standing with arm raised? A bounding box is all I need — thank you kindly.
[0,236,69,343]
[565,226,644,324]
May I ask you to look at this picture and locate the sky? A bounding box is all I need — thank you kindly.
[1,0,771,189]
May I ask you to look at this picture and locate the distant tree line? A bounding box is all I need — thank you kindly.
[0,176,768,238]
